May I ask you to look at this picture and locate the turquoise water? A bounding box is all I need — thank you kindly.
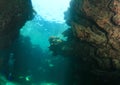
[20,15,68,51]
[0,0,71,85]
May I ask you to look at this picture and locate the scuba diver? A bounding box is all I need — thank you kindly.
[7,53,15,81]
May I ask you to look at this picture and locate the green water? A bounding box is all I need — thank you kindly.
[0,0,71,84]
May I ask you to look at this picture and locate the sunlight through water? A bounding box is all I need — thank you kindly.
[4,0,72,85]
[31,0,70,23]
[20,0,70,50]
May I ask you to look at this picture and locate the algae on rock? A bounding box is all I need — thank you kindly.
[49,0,120,85]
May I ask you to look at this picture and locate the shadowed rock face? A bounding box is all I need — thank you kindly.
[0,0,33,49]
[65,0,120,70]
[49,0,120,84]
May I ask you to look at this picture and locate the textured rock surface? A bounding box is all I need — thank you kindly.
[49,0,120,84]
[0,0,33,49]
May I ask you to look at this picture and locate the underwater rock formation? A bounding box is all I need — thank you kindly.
[49,0,120,84]
[0,0,33,49]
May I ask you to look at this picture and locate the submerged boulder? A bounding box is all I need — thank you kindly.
[0,0,33,49]
[49,0,120,84]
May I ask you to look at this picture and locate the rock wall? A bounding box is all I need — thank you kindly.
[49,0,120,84]
[0,0,33,49]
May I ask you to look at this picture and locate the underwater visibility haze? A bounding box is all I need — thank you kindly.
[0,0,71,85]
[1,0,120,85]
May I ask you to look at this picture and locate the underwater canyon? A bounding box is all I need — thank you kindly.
[1,0,120,85]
